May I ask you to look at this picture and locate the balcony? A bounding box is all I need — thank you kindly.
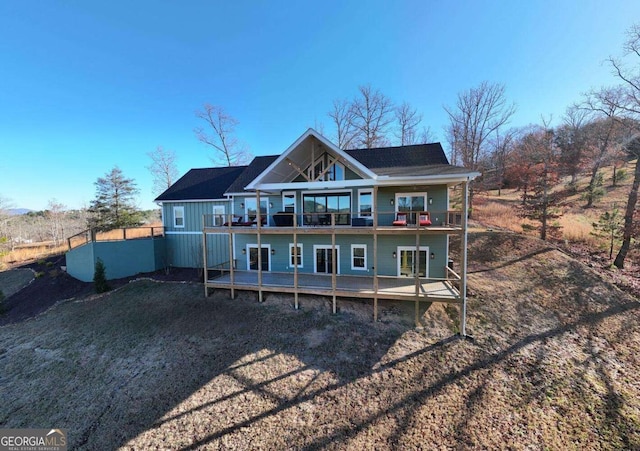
[203,210,464,235]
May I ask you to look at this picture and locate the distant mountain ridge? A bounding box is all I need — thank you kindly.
[7,208,33,216]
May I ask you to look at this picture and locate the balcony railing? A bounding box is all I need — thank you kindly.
[203,210,463,229]
[67,226,164,250]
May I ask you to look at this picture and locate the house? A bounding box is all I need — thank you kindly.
[155,129,479,332]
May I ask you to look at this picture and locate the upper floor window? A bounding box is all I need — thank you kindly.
[212,205,225,227]
[173,206,185,228]
[282,191,296,213]
[306,154,345,181]
[358,190,373,217]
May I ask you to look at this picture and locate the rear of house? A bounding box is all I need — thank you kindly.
[155,129,478,330]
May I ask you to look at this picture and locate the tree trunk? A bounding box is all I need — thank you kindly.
[613,158,639,269]
[585,163,601,208]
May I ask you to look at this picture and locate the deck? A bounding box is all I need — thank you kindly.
[205,270,460,303]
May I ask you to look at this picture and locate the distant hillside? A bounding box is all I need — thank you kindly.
[7,208,33,216]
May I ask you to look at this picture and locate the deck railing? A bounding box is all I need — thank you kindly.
[67,226,164,250]
[203,210,464,229]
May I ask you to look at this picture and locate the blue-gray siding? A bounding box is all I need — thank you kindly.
[66,238,166,282]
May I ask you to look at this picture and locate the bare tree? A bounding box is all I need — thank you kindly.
[607,24,640,268]
[445,81,516,212]
[46,199,66,246]
[486,127,517,195]
[350,85,395,148]
[556,105,590,189]
[418,126,435,144]
[146,146,179,197]
[395,102,423,145]
[194,104,251,166]
[328,98,359,150]
[581,88,625,207]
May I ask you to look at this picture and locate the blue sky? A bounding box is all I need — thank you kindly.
[1,0,638,211]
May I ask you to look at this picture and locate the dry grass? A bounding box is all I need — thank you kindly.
[1,244,67,268]
[1,231,639,449]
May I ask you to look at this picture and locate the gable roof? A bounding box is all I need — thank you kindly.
[245,129,377,190]
[225,155,279,194]
[154,166,246,202]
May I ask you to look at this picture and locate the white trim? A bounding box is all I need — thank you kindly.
[350,244,368,271]
[288,243,303,268]
[396,246,430,278]
[173,206,185,228]
[246,244,271,271]
[313,244,340,274]
[246,128,377,190]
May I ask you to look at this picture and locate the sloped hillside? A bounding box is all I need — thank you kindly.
[0,231,638,449]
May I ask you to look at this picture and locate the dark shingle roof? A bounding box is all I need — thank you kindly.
[154,166,246,201]
[225,155,279,193]
[346,143,449,173]
[156,142,459,202]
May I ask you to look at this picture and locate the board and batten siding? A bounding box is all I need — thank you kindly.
[163,201,230,268]
[230,233,448,278]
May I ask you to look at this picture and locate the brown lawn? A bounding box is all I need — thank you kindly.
[0,230,639,449]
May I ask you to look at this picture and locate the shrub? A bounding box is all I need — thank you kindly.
[93,258,110,294]
[613,168,628,185]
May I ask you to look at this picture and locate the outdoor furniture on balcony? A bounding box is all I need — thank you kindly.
[392,212,408,226]
[419,211,432,226]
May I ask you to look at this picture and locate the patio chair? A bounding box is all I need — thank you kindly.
[392,212,408,226]
[418,211,432,226]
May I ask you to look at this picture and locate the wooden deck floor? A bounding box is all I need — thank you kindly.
[205,270,460,303]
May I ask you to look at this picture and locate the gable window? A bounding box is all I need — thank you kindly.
[212,205,225,227]
[395,193,427,224]
[351,244,367,271]
[173,206,185,228]
[307,154,345,181]
[289,243,303,268]
[358,189,373,217]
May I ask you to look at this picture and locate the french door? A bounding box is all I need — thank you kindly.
[247,245,270,271]
[397,246,429,277]
[314,246,340,274]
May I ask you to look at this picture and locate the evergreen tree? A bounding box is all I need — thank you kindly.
[591,207,623,260]
[88,166,142,231]
[93,258,110,293]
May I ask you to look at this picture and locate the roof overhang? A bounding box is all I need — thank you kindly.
[252,171,480,192]
[245,128,377,190]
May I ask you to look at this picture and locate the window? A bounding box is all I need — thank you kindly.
[351,245,367,271]
[173,206,184,228]
[289,243,303,268]
[395,192,427,224]
[307,154,345,181]
[358,190,373,217]
[302,192,351,225]
[282,192,296,213]
[212,205,225,227]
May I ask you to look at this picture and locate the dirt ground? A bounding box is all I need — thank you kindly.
[0,230,639,449]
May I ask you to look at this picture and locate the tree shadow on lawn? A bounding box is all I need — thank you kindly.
[3,269,639,449]
[44,282,420,449]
